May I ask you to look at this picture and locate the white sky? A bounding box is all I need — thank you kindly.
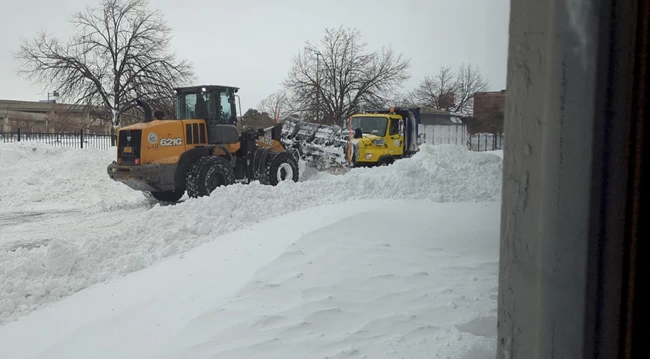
[0,0,510,111]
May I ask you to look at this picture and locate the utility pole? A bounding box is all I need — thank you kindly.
[47,90,59,103]
[315,52,320,123]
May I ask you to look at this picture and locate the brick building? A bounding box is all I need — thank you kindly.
[470,90,506,134]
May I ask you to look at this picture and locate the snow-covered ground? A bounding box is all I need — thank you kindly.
[484,150,504,159]
[0,142,503,358]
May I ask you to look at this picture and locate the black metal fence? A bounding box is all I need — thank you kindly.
[1,129,113,150]
[468,133,504,151]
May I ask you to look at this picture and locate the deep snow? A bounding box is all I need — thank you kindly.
[0,142,503,344]
[0,200,500,359]
[0,143,142,212]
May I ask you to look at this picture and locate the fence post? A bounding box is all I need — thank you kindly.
[110,127,117,147]
[17,128,21,142]
[80,129,84,149]
[477,134,481,151]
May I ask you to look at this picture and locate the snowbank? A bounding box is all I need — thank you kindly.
[484,150,504,159]
[0,143,142,212]
[0,144,502,323]
[0,200,500,359]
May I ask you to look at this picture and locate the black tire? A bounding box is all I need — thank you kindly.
[378,156,394,166]
[143,190,184,203]
[186,156,210,198]
[186,156,235,198]
[261,152,299,185]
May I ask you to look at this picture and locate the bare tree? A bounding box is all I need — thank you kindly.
[9,112,35,131]
[257,90,295,122]
[16,0,193,130]
[240,108,275,130]
[283,27,410,126]
[408,64,488,114]
[46,105,79,132]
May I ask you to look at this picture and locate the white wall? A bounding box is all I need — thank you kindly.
[418,124,467,146]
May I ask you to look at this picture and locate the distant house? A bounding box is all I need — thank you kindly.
[418,109,470,146]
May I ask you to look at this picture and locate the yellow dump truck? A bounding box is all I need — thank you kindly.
[347,107,422,167]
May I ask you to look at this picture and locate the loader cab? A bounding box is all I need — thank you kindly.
[174,85,240,144]
[174,85,238,124]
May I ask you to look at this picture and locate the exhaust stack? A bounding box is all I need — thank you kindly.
[136,99,153,123]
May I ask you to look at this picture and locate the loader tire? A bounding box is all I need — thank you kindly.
[186,157,209,198]
[202,156,236,195]
[288,147,301,163]
[261,152,299,185]
[186,156,235,198]
[144,190,184,203]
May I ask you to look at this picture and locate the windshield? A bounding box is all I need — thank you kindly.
[176,92,218,121]
[351,116,388,135]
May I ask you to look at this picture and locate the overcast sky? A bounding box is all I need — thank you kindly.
[0,0,510,111]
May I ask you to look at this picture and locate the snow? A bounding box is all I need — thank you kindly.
[0,141,503,358]
[0,142,141,212]
[0,200,500,359]
[484,150,504,159]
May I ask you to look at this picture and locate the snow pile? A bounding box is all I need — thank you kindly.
[0,143,141,212]
[0,144,502,323]
[0,200,500,359]
[485,150,504,159]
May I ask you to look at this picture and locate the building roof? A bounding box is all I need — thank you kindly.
[420,110,469,126]
[0,99,102,117]
[474,90,506,96]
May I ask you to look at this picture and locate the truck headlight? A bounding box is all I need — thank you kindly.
[373,138,385,146]
[365,153,374,159]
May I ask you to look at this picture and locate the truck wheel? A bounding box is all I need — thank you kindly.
[262,152,299,185]
[378,156,394,166]
[144,190,184,203]
[186,156,235,198]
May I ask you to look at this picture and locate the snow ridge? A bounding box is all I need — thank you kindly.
[0,144,502,323]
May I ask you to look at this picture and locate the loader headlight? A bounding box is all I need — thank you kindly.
[365,153,374,159]
[373,138,385,146]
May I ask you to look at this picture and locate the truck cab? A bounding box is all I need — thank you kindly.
[348,107,421,166]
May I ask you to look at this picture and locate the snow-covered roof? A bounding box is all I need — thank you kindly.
[420,112,469,126]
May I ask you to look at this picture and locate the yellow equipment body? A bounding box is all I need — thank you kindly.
[107,85,299,203]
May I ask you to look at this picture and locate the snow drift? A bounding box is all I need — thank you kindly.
[0,200,500,359]
[0,143,142,212]
[0,143,502,323]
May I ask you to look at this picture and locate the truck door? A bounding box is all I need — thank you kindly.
[388,118,404,157]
